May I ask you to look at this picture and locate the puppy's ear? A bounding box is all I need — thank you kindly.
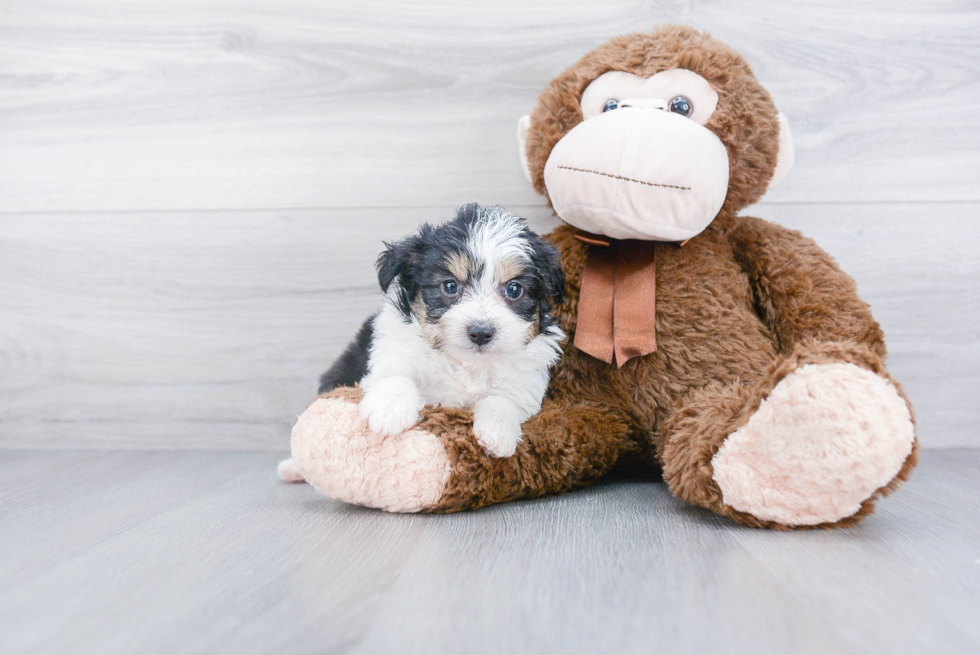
[530,236,565,307]
[376,243,405,293]
[376,230,426,293]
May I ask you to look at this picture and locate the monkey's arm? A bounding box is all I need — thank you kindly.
[289,387,634,513]
[727,216,886,356]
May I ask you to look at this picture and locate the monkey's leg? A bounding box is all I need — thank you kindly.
[660,341,918,529]
[289,387,633,513]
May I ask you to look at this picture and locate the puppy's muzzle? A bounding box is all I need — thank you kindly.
[467,322,495,346]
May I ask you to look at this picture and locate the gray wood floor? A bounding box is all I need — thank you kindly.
[0,449,977,655]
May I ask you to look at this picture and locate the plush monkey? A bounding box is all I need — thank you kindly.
[288,26,917,528]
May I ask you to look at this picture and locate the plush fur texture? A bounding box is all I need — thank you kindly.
[302,386,633,513]
[711,363,915,526]
[659,339,918,529]
[287,26,918,529]
[290,388,452,512]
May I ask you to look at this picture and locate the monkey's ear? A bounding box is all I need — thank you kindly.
[517,115,533,182]
[768,112,795,189]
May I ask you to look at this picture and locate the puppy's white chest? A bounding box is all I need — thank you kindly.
[416,354,499,409]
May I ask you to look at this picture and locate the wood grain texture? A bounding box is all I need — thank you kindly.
[0,2,977,449]
[0,449,977,655]
[0,0,978,212]
[1,202,977,449]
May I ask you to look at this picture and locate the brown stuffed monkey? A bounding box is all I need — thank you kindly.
[287,26,917,529]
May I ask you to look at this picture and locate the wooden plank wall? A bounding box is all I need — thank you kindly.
[1,0,977,449]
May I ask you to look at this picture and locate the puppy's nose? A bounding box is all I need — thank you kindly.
[467,323,495,346]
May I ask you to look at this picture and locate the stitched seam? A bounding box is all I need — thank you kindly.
[612,117,641,217]
[556,166,691,191]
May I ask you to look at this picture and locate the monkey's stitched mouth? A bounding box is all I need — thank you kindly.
[556,165,691,191]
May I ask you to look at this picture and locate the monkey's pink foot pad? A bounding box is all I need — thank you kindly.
[290,396,452,512]
[712,363,915,526]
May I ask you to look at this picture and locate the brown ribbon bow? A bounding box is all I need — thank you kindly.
[574,232,686,368]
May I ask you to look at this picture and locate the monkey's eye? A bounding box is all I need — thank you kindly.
[602,98,620,112]
[668,95,694,118]
[441,279,459,296]
[503,281,524,300]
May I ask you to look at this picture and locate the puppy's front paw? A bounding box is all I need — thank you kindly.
[359,393,421,436]
[358,377,423,436]
[473,398,522,458]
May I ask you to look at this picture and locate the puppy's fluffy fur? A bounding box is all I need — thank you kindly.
[321,203,566,458]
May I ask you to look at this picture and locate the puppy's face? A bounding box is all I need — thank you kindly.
[377,204,565,359]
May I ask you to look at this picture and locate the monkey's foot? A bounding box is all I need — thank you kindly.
[711,363,915,526]
[289,393,452,513]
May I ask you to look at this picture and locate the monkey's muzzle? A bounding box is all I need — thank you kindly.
[543,107,730,242]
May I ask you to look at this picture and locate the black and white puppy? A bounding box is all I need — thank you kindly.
[320,203,565,458]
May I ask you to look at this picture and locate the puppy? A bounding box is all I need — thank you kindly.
[285,203,565,476]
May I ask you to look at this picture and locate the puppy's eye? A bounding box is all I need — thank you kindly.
[503,281,523,300]
[668,95,693,117]
[441,279,459,296]
[602,98,620,113]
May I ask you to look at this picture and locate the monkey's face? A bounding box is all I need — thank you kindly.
[544,68,729,241]
[518,28,795,242]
